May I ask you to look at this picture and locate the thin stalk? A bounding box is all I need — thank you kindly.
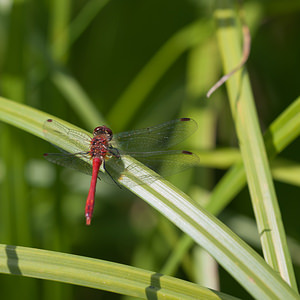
[0,244,239,300]
[214,0,296,290]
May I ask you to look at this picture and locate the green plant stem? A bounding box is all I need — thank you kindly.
[0,244,238,300]
[208,96,300,214]
[214,0,296,290]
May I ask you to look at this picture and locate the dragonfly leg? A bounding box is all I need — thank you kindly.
[108,146,120,158]
[103,160,122,189]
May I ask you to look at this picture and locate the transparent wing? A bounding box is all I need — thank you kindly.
[43,118,199,186]
[105,150,199,186]
[113,118,197,152]
[44,150,199,188]
[44,150,127,184]
[43,152,93,177]
[43,119,91,153]
[128,150,199,177]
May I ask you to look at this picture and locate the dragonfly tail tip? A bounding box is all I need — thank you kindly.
[86,217,91,226]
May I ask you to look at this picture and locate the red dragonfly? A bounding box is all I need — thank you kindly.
[43,118,198,225]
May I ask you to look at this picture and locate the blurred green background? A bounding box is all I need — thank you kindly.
[1,0,300,299]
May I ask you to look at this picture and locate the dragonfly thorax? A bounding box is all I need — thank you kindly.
[90,134,111,159]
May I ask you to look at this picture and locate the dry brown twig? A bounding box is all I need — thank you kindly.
[206,1,251,98]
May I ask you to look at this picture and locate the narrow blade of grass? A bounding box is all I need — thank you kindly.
[208,96,300,215]
[52,70,105,130]
[0,244,237,300]
[108,20,211,131]
[214,0,296,289]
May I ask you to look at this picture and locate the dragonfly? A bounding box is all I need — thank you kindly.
[43,118,199,225]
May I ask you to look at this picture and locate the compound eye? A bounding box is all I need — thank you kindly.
[93,126,105,135]
[93,126,113,140]
[105,127,113,140]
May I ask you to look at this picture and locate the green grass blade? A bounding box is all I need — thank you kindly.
[0,98,299,299]
[49,0,71,61]
[0,97,75,140]
[160,234,193,276]
[52,0,110,58]
[271,159,300,186]
[122,168,298,299]
[0,244,237,300]
[194,148,240,169]
[194,147,300,187]
[52,70,105,129]
[108,20,211,131]
[226,214,300,269]
[214,1,297,289]
[68,0,110,47]
[208,96,300,214]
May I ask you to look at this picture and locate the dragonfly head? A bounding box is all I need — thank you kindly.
[93,125,113,141]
